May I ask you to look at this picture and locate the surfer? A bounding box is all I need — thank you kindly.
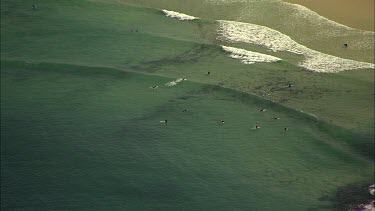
[150,85,158,89]
[160,120,168,124]
[284,127,288,131]
[206,71,210,76]
[255,125,261,129]
[344,43,348,48]
[220,119,225,124]
[262,93,270,97]
[260,108,266,112]
[288,84,294,88]
[32,4,37,10]
[182,109,188,112]
[274,117,280,120]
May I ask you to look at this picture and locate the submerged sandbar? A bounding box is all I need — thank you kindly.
[282,0,374,31]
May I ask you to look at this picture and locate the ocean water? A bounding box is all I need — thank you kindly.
[1,61,373,210]
[123,0,375,63]
[1,0,374,210]
[1,0,373,131]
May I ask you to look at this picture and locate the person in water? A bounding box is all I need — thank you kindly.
[206,71,210,76]
[284,127,288,131]
[344,43,348,48]
[182,109,188,112]
[220,120,225,124]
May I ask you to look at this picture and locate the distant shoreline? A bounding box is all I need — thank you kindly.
[282,0,375,31]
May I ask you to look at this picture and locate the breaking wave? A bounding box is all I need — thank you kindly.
[221,45,281,64]
[165,78,187,87]
[217,20,375,73]
[162,10,200,21]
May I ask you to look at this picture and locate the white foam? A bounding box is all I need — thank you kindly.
[217,20,375,73]
[165,81,177,86]
[165,78,186,87]
[221,45,281,64]
[299,51,375,73]
[350,201,375,211]
[174,78,185,83]
[218,20,302,53]
[369,184,375,195]
[162,10,200,21]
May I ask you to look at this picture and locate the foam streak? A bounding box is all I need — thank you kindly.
[162,10,200,21]
[218,20,375,72]
[222,45,281,64]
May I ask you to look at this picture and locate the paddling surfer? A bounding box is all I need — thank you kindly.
[160,120,168,124]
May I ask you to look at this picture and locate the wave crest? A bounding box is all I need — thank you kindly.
[222,45,281,64]
[162,10,200,21]
[217,20,375,73]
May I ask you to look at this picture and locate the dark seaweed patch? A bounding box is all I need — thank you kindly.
[332,182,374,210]
[132,44,220,72]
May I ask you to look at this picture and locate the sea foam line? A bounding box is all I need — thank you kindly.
[217,20,375,73]
[221,45,281,64]
[165,78,187,87]
[162,10,200,21]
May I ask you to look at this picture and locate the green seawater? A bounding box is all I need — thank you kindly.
[1,0,373,132]
[1,62,373,210]
[1,0,374,210]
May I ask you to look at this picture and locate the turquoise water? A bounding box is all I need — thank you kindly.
[1,0,374,210]
[1,62,373,210]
